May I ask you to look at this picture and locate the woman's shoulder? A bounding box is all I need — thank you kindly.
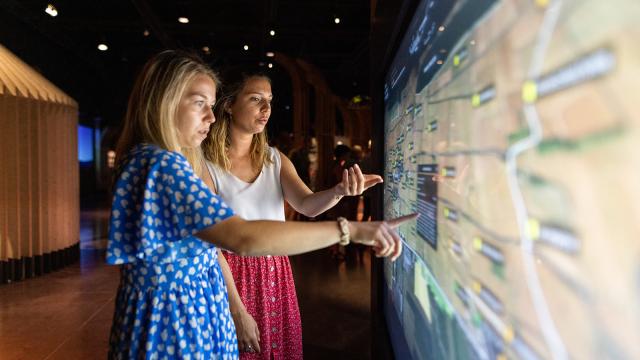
[134,144,184,162]
[268,146,283,161]
[114,144,195,188]
[204,158,220,169]
[123,144,188,171]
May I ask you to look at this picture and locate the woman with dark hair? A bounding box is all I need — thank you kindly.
[202,69,386,359]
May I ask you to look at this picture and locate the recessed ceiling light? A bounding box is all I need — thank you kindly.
[269,30,275,36]
[45,4,58,17]
[178,17,189,24]
[97,43,108,51]
[143,29,150,37]
[438,25,445,32]
[243,44,249,51]
[334,17,340,24]
[266,52,275,57]
[268,63,273,68]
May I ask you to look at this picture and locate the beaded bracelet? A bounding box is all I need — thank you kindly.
[336,217,350,246]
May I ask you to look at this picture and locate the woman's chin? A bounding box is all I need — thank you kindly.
[180,141,201,149]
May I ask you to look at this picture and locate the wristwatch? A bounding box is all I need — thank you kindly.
[336,217,350,246]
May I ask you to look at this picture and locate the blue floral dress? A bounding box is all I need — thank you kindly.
[106,144,239,359]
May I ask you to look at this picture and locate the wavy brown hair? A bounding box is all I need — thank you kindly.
[203,70,273,172]
[114,50,219,176]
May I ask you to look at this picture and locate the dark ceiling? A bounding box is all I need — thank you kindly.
[0,0,371,130]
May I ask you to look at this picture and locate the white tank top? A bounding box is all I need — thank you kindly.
[206,147,285,222]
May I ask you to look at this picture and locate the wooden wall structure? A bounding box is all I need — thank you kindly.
[0,44,79,283]
[274,52,372,190]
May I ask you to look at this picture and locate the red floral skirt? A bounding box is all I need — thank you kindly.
[224,252,303,360]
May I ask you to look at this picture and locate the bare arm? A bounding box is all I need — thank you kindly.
[217,249,261,353]
[198,160,346,256]
[196,213,417,260]
[197,216,342,256]
[279,151,383,217]
[217,248,246,317]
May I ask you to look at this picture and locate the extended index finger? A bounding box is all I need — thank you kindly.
[387,213,419,229]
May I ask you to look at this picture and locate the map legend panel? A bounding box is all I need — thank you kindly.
[417,164,438,249]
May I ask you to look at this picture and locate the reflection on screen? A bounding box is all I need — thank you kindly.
[382,0,640,359]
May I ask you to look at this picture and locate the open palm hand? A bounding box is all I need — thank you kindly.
[334,164,383,196]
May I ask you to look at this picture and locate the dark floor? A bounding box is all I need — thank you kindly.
[0,210,372,359]
[292,248,372,360]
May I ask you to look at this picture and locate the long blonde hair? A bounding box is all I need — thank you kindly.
[115,50,219,176]
[203,72,273,172]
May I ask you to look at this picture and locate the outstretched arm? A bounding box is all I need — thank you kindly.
[279,151,383,217]
[196,213,416,259]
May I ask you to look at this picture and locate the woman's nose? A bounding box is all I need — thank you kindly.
[205,108,215,123]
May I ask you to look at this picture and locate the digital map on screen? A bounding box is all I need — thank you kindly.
[382,0,640,359]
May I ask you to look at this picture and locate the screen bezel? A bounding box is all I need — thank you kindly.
[369,0,425,358]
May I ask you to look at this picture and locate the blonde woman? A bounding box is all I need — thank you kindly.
[202,69,385,359]
[107,51,415,359]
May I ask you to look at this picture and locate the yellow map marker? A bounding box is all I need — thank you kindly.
[473,237,483,251]
[527,218,540,240]
[535,0,550,8]
[471,94,481,107]
[522,81,538,103]
[472,280,482,294]
[502,325,515,343]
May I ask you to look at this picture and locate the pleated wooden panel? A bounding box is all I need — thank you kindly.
[0,44,79,282]
[36,101,50,275]
[30,99,43,275]
[0,92,7,264]
[4,94,19,262]
[17,96,32,267]
[68,106,79,252]
[49,105,59,259]
[0,96,79,283]
[60,105,79,252]
[50,104,62,268]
